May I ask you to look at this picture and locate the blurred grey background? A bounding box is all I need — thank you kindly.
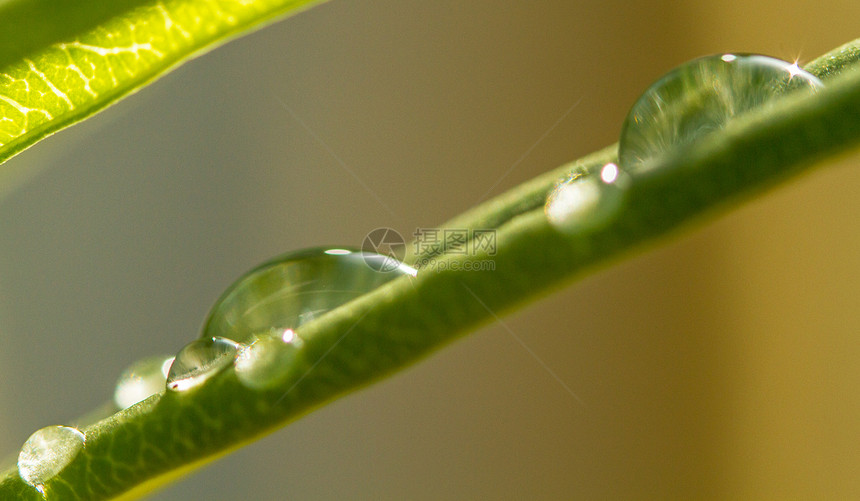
[1,0,859,498]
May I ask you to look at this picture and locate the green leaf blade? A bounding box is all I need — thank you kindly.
[0,0,329,165]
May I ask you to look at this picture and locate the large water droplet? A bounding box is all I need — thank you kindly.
[114,355,174,409]
[202,247,416,344]
[18,426,85,492]
[234,328,304,389]
[545,163,626,233]
[166,337,239,392]
[619,54,823,173]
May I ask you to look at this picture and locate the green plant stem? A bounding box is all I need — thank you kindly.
[2,39,860,501]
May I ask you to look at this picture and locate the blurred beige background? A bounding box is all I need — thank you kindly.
[1,0,859,499]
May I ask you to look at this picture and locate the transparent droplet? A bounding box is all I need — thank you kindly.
[234,328,304,389]
[113,355,174,409]
[18,426,85,492]
[202,247,417,344]
[166,337,239,392]
[545,163,627,233]
[619,54,823,173]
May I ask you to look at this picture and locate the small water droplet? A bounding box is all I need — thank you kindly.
[166,337,239,392]
[545,163,626,233]
[18,426,85,491]
[202,247,416,344]
[234,328,304,389]
[619,54,823,173]
[113,355,174,409]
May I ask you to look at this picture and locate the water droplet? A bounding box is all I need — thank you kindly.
[166,337,239,392]
[113,355,174,409]
[202,247,416,344]
[619,54,823,173]
[545,163,626,233]
[18,426,85,492]
[234,328,304,389]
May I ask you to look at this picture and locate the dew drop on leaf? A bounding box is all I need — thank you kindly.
[545,163,627,233]
[202,247,417,344]
[619,54,823,173]
[234,328,304,389]
[166,337,239,392]
[113,355,174,409]
[17,425,85,493]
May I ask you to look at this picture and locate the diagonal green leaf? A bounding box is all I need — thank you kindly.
[0,0,329,167]
[2,38,859,500]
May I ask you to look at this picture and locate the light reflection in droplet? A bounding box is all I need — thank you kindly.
[323,248,352,255]
[113,355,174,409]
[600,162,619,183]
[234,329,304,390]
[166,337,239,392]
[545,164,626,234]
[786,61,804,79]
[17,425,85,492]
[281,328,297,343]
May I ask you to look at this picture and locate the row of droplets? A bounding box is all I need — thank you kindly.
[14,247,416,495]
[545,53,823,233]
[11,53,823,497]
